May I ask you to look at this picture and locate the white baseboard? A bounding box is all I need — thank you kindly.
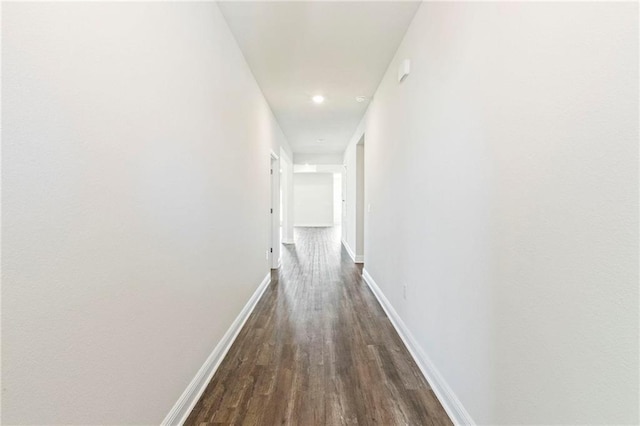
[161,272,272,426]
[362,269,475,426]
[341,239,364,264]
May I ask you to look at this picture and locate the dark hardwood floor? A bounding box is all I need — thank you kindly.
[185,227,452,426]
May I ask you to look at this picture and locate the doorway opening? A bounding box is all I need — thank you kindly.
[355,136,365,263]
[269,151,281,269]
[292,164,344,230]
[339,134,365,264]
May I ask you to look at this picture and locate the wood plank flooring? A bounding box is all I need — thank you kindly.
[185,227,452,426]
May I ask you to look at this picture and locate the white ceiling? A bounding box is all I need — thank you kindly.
[218,1,421,155]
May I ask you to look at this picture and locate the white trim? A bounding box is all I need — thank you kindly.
[272,257,282,270]
[162,273,272,426]
[294,223,334,227]
[341,239,364,264]
[270,150,279,160]
[362,269,475,426]
[282,239,295,245]
[342,239,356,261]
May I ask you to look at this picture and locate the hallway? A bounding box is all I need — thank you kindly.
[3,2,637,424]
[185,227,451,425]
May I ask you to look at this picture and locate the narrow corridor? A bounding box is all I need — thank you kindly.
[185,227,452,425]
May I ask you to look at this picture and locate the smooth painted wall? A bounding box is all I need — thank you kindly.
[333,173,342,225]
[2,2,291,423]
[293,152,344,165]
[280,149,295,244]
[355,144,365,256]
[293,173,334,227]
[343,144,356,251]
[353,2,638,424]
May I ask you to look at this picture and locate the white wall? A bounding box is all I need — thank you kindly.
[280,149,295,244]
[333,173,342,225]
[294,164,343,174]
[270,155,281,268]
[352,2,638,424]
[293,152,344,165]
[355,144,365,256]
[2,2,291,424]
[293,173,334,227]
[343,145,356,248]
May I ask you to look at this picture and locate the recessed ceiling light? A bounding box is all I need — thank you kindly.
[317,139,325,143]
[312,95,325,104]
[355,96,367,103]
